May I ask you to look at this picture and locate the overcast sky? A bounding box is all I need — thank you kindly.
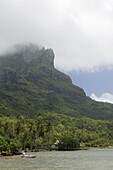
[0,0,113,103]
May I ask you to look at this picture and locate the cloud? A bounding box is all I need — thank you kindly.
[0,0,113,71]
[90,92,113,104]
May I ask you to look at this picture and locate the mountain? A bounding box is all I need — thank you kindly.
[0,44,113,120]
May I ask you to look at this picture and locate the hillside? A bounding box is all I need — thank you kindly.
[0,44,113,120]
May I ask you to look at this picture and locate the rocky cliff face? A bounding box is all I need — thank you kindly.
[0,44,87,117]
[0,44,55,73]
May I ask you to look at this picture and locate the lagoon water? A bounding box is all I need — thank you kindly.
[0,149,113,170]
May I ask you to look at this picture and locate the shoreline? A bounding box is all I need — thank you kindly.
[1,147,113,159]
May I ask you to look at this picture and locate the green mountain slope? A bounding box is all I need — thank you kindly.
[0,44,113,120]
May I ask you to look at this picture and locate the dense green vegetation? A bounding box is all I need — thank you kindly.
[1,44,113,155]
[0,113,113,155]
[0,44,113,120]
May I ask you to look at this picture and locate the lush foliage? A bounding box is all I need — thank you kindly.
[0,45,113,120]
[1,45,113,155]
[0,113,113,155]
[57,135,80,150]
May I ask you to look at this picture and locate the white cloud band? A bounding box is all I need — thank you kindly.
[90,92,113,104]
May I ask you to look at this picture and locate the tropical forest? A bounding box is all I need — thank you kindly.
[1,44,113,156]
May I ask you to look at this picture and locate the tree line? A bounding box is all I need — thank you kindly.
[0,112,113,155]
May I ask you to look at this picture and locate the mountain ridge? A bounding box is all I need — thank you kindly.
[0,44,113,120]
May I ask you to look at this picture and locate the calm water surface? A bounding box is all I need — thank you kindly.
[0,149,113,170]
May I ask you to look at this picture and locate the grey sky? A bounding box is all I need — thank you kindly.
[0,0,113,72]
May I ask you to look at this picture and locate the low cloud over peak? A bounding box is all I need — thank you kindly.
[0,0,113,72]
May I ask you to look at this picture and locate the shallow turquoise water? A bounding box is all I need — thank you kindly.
[0,149,113,170]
